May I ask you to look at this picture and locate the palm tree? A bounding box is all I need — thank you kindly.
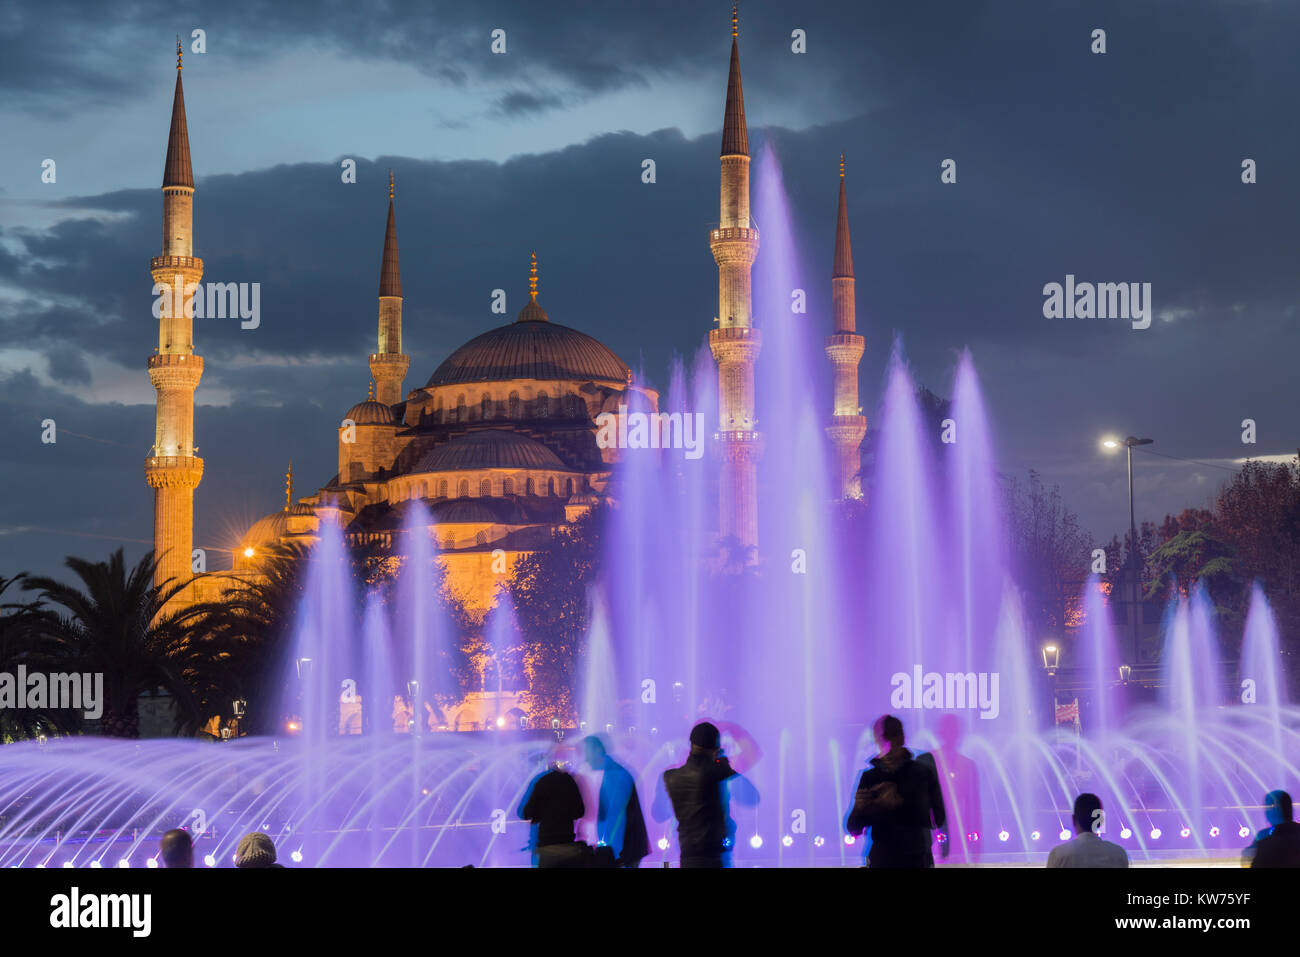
[21,550,205,737]
[0,575,82,740]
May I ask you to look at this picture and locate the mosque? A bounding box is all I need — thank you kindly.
[146,11,865,630]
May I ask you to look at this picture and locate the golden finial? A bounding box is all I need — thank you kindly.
[732,4,738,39]
[285,462,293,511]
[368,378,374,400]
[840,152,845,179]
[177,36,183,72]
[388,169,394,201]
[529,250,538,300]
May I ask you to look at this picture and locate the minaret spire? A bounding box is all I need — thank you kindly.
[285,462,294,511]
[709,5,762,559]
[370,172,409,406]
[147,43,205,599]
[826,154,867,501]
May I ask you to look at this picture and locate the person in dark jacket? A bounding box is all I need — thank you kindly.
[159,828,193,869]
[519,763,588,868]
[1247,790,1300,868]
[652,721,760,868]
[584,735,650,867]
[845,714,947,868]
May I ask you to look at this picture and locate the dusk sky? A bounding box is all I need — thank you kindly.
[2,0,1297,583]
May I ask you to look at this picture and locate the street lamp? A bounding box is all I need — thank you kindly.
[1041,643,1060,676]
[1101,435,1154,664]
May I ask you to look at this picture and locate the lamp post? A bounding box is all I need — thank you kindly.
[1102,435,1153,665]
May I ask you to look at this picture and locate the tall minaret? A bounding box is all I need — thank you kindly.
[146,40,204,593]
[825,154,866,500]
[709,5,762,555]
[369,171,408,407]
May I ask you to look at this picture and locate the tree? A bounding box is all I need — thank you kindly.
[0,575,82,741]
[1003,470,1094,639]
[21,550,205,738]
[510,507,606,724]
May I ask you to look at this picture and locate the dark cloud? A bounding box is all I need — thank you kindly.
[492,89,565,117]
[2,0,1299,586]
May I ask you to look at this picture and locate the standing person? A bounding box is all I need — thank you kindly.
[518,761,588,868]
[845,715,947,868]
[1046,794,1128,868]
[1247,790,1300,867]
[159,828,194,869]
[583,736,649,867]
[652,721,760,868]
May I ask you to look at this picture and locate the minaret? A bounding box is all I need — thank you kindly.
[825,154,867,500]
[146,39,204,593]
[709,4,762,555]
[369,171,409,407]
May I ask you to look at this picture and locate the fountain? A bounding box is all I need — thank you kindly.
[1,147,1296,868]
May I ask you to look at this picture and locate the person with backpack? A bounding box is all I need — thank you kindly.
[845,714,947,868]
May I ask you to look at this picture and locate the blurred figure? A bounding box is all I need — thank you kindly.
[159,828,193,869]
[518,760,588,868]
[583,735,649,867]
[846,715,947,868]
[652,721,759,867]
[1046,793,1128,868]
[235,831,284,868]
[1247,790,1300,867]
[932,713,982,862]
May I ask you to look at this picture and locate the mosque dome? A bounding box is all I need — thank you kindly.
[288,501,315,517]
[240,509,289,554]
[425,319,629,388]
[344,399,397,426]
[412,429,568,472]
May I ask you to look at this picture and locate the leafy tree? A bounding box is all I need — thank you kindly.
[1003,470,1094,639]
[20,551,205,738]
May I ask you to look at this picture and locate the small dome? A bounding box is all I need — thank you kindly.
[288,501,315,516]
[517,297,549,323]
[344,399,397,426]
[430,498,528,525]
[413,429,568,472]
[567,491,600,506]
[241,509,288,550]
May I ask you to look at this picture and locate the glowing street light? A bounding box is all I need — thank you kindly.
[1101,434,1154,663]
[1041,644,1060,675]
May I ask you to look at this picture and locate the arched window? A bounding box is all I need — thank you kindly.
[479,478,492,497]
[456,394,467,422]
[458,479,469,498]
[566,478,575,496]
[508,391,520,419]
[434,395,444,424]
[547,477,555,496]
[480,393,492,420]
[502,478,514,496]
[525,477,535,496]
[536,392,549,418]
[475,531,487,546]
[437,480,448,498]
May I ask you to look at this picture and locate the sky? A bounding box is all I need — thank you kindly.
[1,0,1297,584]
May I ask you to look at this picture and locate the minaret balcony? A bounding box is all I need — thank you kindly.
[709,226,759,244]
[825,333,865,364]
[709,326,762,363]
[144,454,204,488]
[148,352,204,390]
[150,255,204,274]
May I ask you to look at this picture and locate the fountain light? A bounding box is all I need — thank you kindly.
[35,863,45,869]
[968,832,979,843]
[748,835,762,849]
[62,862,73,869]
[1030,830,1041,841]
[290,849,304,863]
[1179,827,1191,839]
[1058,828,1071,841]
[1150,828,1162,840]
[90,860,102,868]
[998,830,1009,842]
[1120,827,1132,839]
[118,859,130,868]
[1209,826,1220,838]
[813,836,825,847]
[203,854,216,867]
[1238,826,1250,839]
[844,835,856,846]
[781,835,793,847]
[146,858,158,869]
[657,837,669,851]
